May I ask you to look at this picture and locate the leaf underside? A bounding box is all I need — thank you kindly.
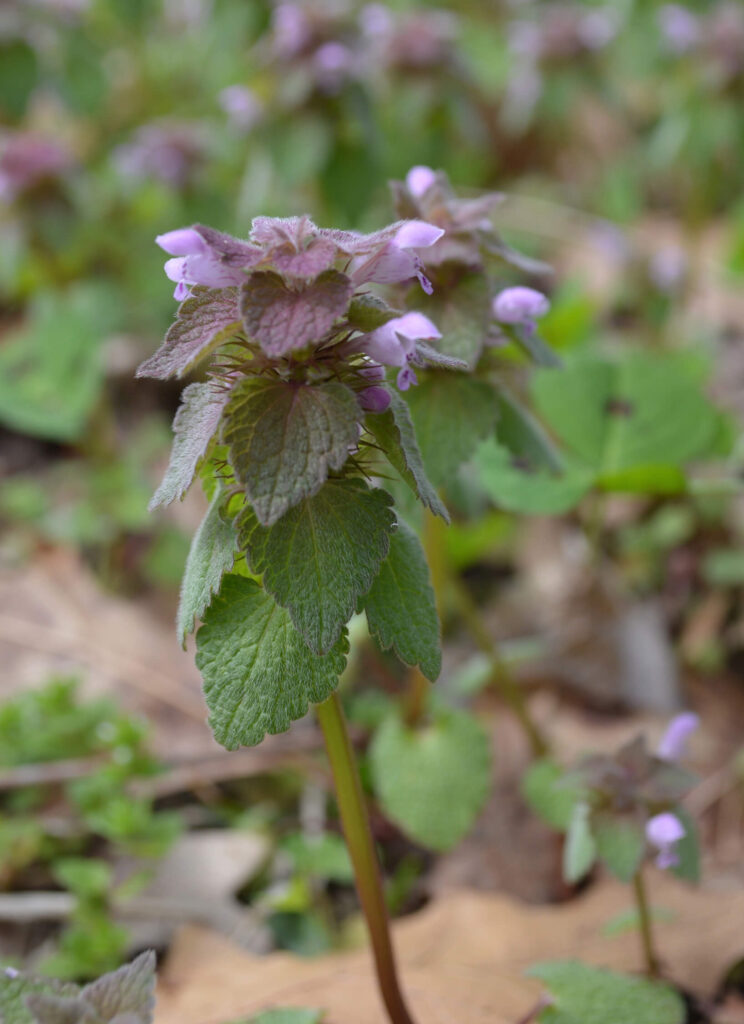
[223,378,361,526]
[196,575,348,749]
[238,478,395,654]
[177,491,238,646]
[149,381,229,510]
[361,518,441,681]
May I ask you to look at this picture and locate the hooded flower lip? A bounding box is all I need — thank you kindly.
[657,712,699,762]
[646,812,685,870]
[346,311,441,391]
[156,224,263,299]
[492,286,550,325]
[347,220,445,293]
[406,165,437,199]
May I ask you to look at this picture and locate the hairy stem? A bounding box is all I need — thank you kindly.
[316,692,418,1024]
[633,869,660,978]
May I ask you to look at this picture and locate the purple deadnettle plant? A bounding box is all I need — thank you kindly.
[139,209,469,1024]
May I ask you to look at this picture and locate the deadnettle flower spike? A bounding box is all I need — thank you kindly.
[657,712,699,762]
[645,812,685,870]
[156,225,260,300]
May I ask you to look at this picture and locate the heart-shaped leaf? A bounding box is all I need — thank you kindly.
[223,378,360,526]
[196,575,348,749]
[370,709,492,851]
[240,270,352,357]
[475,437,592,515]
[238,478,394,654]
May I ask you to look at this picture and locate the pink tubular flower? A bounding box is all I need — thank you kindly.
[156,226,261,300]
[492,286,550,325]
[406,165,437,199]
[349,221,445,294]
[347,312,440,391]
[657,712,699,761]
[646,812,685,870]
[219,86,263,131]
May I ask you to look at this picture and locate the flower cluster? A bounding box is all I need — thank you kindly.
[659,2,744,80]
[143,213,456,417]
[0,132,73,203]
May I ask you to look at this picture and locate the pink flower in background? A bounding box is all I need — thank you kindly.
[646,812,686,869]
[0,133,72,202]
[492,286,550,330]
[405,165,437,199]
[658,4,701,54]
[219,86,263,131]
[313,42,354,91]
[657,712,699,761]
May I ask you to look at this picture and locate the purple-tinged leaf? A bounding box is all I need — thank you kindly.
[222,378,360,526]
[240,270,352,357]
[80,951,156,1024]
[150,382,229,510]
[250,215,318,248]
[270,237,337,279]
[193,225,263,271]
[136,288,240,380]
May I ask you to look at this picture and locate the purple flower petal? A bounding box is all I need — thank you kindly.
[492,286,550,324]
[156,227,207,256]
[394,219,445,249]
[646,812,685,870]
[396,364,418,391]
[406,165,437,198]
[657,712,699,761]
[359,385,392,413]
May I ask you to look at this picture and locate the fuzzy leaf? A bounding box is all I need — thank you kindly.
[414,341,468,371]
[196,575,348,749]
[238,479,394,654]
[78,951,156,1024]
[177,492,238,646]
[361,519,441,681]
[529,962,685,1024]
[593,813,645,883]
[532,352,720,480]
[347,293,400,332]
[223,378,360,526]
[406,373,499,488]
[136,288,240,379]
[0,972,79,1024]
[475,437,592,515]
[240,270,353,357]
[22,995,90,1024]
[370,710,492,852]
[365,389,449,521]
[150,382,228,510]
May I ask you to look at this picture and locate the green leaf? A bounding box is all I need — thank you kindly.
[196,576,348,749]
[247,1009,322,1024]
[238,479,394,654]
[370,710,492,852]
[494,385,563,473]
[347,293,400,332]
[670,806,701,883]
[136,288,240,380]
[281,832,354,883]
[406,373,499,488]
[0,972,78,1024]
[77,951,156,1024]
[596,464,687,495]
[475,437,592,515]
[529,961,685,1024]
[364,390,449,522]
[563,802,597,883]
[361,519,441,681]
[593,813,645,883]
[240,270,352,357]
[150,382,227,510]
[0,286,112,442]
[532,351,720,478]
[0,40,39,119]
[702,549,744,587]
[177,491,238,646]
[521,759,583,832]
[223,379,360,526]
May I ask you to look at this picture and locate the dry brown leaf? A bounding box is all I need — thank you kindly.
[155,875,744,1024]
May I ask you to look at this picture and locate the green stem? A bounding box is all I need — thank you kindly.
[316,693,418,1024]
[453,578,550,758]
[633,869,660,978]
